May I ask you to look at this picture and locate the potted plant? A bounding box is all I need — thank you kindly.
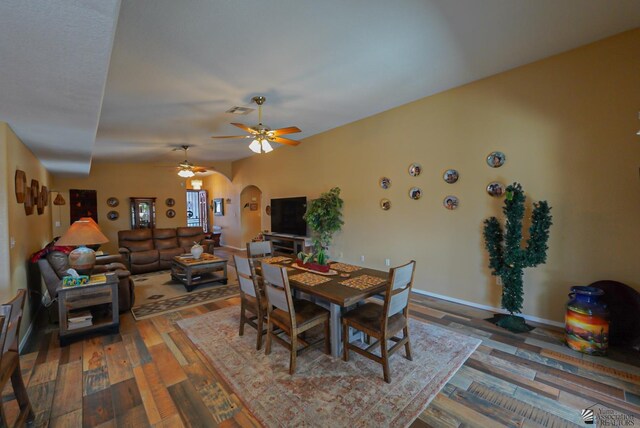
[483,183,552,332]
[297,187,344,272]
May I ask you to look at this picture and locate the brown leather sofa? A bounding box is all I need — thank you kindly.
[38,251,135,312]
[118,227,214,274]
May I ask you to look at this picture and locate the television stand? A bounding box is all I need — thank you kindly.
[263,233,312,256]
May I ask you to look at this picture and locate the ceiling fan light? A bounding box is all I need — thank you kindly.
[178,168,195,178]
[249,139,262,153]
[261,140,273,153]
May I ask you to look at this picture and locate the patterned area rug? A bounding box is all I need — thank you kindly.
[130,270,239,320]
[177,307,481,427]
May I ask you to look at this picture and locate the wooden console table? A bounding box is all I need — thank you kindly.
[263,233,313,256]
[57,273,119,345]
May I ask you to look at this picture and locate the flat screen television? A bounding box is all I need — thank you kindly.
[270,197,307,236]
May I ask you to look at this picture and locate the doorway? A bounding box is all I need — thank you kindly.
[240,185,262,247]
[186,190,209,232]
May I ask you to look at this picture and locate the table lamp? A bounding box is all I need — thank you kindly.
[56,219,109,275]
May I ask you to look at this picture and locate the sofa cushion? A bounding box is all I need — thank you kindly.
[46,251,70,278]
[153,228,179,250]
[159,247,184,261]
[130,249,159,265]
[118,229,154,252]
[177,227,206,249]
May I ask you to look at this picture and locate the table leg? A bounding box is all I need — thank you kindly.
[330,302,342,358]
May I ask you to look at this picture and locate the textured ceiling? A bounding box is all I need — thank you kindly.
[0,0,121,175]
[2,1,640,174]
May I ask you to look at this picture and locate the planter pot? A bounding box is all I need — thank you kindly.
[295,259,330,273]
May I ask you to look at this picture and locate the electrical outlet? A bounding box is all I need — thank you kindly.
[496,276,503,286]
[385,258,390,267]
[55,221,61,227]
[360,255,365,262]
[10,237,15,249]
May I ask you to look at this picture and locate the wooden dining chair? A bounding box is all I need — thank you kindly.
[233,255,267,350]
[342,260,416,383]
[262,262,330,374]
[0,289,35,427]
[246,240,273,259]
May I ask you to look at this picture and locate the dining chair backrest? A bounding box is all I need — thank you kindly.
[0,289,27,353]
[0,313,7,358]
[261,262,292,314]
[233,255,258,298]
[384,261,416,318]
[247,241,273,259]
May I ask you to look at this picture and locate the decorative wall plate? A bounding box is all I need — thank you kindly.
[409,187,422,200]
[166,208,176,218]
[380,199,391,211]
[107,211,119,220]
[443,195,459,210]
[265,205,271,216]
[487,182,505,197]
[486,151,506,168]
[443,169,459,184]
[107,197,119,207]
[166,198,175,207]
[379,177,391,189]
[408,163,422,177]
[15,170,26,203]
[37,186,46,214]
[30,179,39,204]
[24,187,33,215]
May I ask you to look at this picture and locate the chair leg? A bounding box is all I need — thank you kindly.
[11,362,35,424]
[0,403,8,428]
[289,333,297,375]
[324,319,330,355]
[256,314,264,350]
[239,302,246,336]
[342,322,350,362]
[403,325,413,361]
[381,335,391,383]
[265,318,273,355]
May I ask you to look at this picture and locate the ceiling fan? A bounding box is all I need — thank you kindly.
[211,96,302,154]
[173,145,213,177]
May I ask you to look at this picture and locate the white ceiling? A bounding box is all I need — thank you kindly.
[2,1,640,174]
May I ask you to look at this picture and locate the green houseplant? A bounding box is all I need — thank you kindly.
[298,187,344,270]
[483,182,552,332]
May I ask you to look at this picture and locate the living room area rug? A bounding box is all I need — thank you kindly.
[177,306,481,427]
[130,269,239,320]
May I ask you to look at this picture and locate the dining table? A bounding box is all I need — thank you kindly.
[256,257,389,358]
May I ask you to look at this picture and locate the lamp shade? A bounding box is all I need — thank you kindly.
[56,219,109,247]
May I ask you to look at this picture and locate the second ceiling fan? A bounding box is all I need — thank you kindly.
[211,96,301,153]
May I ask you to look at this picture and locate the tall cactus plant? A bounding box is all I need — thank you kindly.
[483,183,553,332]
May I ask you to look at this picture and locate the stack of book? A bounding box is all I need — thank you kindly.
[67,310,93,330]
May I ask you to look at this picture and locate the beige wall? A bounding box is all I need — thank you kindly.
[1,122,53,340]
[204,172,238,248]
[240,185,262,246]
[225,30,640,323]
[53,163,199,254]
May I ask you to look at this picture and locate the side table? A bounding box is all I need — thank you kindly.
[57,273,119,345]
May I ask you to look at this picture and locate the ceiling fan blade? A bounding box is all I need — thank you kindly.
[210,135,252,139]
[192,166,212,173]
[270,126,301,137]
[271,136,301,146]
[231,123,257,134]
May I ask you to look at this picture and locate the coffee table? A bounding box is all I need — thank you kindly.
[171,253,228,292]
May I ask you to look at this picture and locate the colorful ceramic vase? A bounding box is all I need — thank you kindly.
[565,286,609,355]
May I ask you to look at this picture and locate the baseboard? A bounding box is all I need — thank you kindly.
[411,288,565,328]
[19,308,38,353]
[221,245,245,251]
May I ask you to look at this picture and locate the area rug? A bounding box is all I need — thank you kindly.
[177,307,481,427]
[130,270,239,320]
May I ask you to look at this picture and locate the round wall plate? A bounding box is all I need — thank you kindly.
[379,177,391,189]
[166,208,176,218]
[443,195,459,210]
[380,198,391,210]
[409,187,422,200]
[107,197,119,207]
[443,169,459,184]
[486,151,506,168]
[487,182,506,197]
[408,163,422,177]
[107,211,119,220]
[166,198,175,207]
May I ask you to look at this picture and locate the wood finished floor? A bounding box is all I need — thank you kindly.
[6,248,640,427]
